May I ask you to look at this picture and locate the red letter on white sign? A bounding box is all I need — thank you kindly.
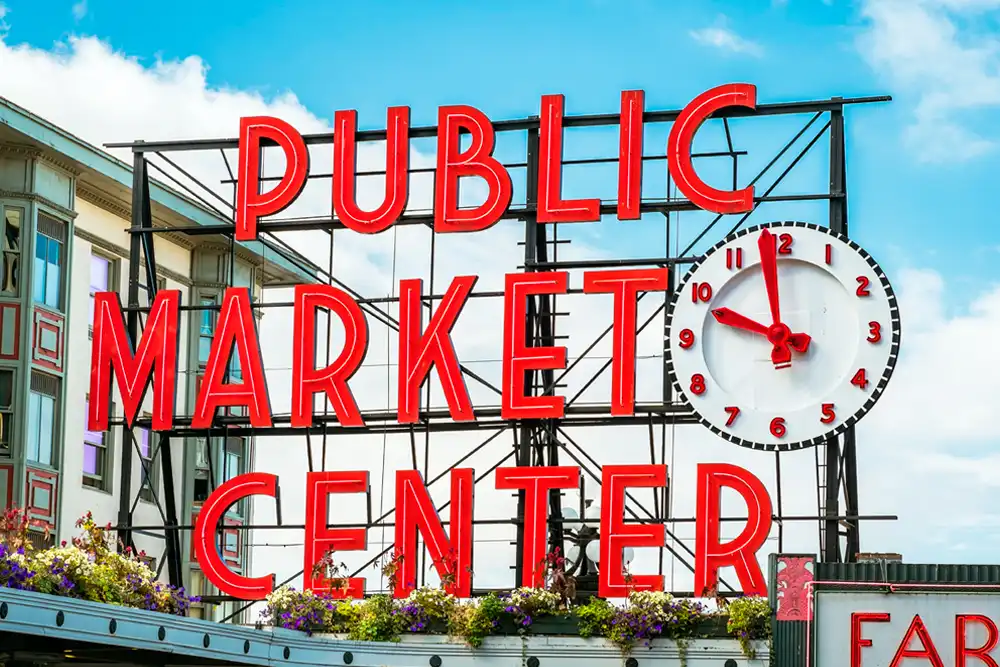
[192,288,271,428]
[668,84,756,215]
[851,612,890,667]
[537,95,600,224]
[501,272,568,419]
[394,469,474,598]
[495,466,579,588]
[957,614,999,667]
[194,473,276,600]
[398,276,476,424]
[890,615,944,667]
[435,105,512,233]
[583,268,669,415]
[599,464,666,597]
[303,471,368,598]
[235,116,309,241]
[333,107,410,234]
[291,285,368,428]
[694,463,772,596]
[89,290,180,431]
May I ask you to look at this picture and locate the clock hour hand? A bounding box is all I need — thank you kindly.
[711,307,769,336]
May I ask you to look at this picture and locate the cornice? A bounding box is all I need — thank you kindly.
[76,185,130,220]
[37,152,82,177]
[0,189,77,220]
[0,143,41,160]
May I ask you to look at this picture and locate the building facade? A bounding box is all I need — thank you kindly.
[0,96,314,623]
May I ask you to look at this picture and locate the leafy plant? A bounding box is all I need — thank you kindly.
[395,586,457,632]
[575,596,615,638]
[726,595,772,658]
[348,594,403,642]
[448,592,504,648]
[501,587,563,628]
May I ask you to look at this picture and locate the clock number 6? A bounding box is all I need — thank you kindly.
[724,406,740,427]
[691,282,713,303]
[690,374,706,396]
[821,403,836,424]
[770,417,786,438]
[867,321,881,343]
[679,329,695,349]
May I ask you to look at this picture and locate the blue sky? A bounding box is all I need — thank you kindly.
[6,0,997,297]
[1,0,999,570]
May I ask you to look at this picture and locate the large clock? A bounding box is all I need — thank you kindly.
[665,221,900,451]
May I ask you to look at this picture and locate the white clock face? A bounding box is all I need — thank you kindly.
[666,221,900,451]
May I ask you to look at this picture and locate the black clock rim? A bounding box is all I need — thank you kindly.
[664,220,902,452]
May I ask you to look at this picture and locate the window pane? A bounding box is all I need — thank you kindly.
[38,395,54,466]
[3,208,21,296]
[83,443,98,475]
[200,299,215,334]
[90,255,110,291]
[32,235,46,303]
[137,427,150,458]
[26,392,40,462]
[198,338,212,365]
[0,370,12,408]
[83,400,103,444]
[45,241,60,308]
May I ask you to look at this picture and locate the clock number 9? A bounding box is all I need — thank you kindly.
[691,282,713,303]
[679,329,695,349]
[770,417,786,438]
[867,321,881,343]
[690,374,706,396]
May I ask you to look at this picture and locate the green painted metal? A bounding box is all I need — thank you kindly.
[816,561,1000,586]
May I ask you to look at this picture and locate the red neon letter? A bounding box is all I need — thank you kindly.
[891,615,944,667]
[235,116,309,241]
[851,612,890,667]
[394,469,474,598]
[618,90,644,221]
[398,276,476,424]
[89,290,179,431]
[957,615,999,667]
[667,84,756,215]
[192,288,271,428]
[333,107,410,233]
[291,285,367,428]
[537,95,600,224]
[495,466,579,588]
[694,463,772,597]
[434,105,512,233]
[194,473,276,599]
[303,471,368,598]
[599,464,666,597]
[501,272,568,419]
[583,268,669,415]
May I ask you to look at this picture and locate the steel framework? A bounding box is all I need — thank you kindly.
[104,91,896,618]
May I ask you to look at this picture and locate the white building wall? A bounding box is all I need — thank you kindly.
[59,196,192,567]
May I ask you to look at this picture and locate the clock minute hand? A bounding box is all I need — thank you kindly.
[758,228,781,326]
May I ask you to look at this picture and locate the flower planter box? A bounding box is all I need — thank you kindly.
[494,613,580,636]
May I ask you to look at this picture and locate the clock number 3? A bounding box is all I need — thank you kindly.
[867,321,881,343]
[690,374,706,396]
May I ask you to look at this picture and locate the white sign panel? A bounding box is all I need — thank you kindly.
[816,591,1000,667]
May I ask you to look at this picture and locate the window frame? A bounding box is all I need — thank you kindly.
[32,210,68,312]
[0,367,14,457]
[88,249,119,337]
[82,394,113,493]
[26,371,60,468]
[0,204,24,298]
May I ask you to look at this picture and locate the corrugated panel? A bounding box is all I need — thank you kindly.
[816,562,1000,585]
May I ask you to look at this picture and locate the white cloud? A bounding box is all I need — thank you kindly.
[72,0,87,21]
[0,28,996,594]
[689,23,764,57]
[857,0,1000,161]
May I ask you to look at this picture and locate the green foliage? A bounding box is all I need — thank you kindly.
[347,594,404,643]
[448,592,504,648]
[726,596,772,659]
[575,597,615,638]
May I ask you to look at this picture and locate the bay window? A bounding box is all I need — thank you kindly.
[26,371,58,467]
[33,212,66,310]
